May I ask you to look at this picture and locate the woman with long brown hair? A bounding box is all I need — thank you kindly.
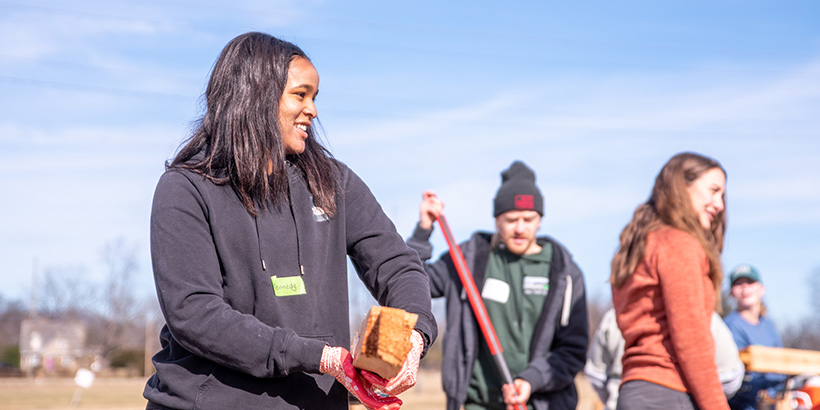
[611,152,729,410]
[143,32,437,410]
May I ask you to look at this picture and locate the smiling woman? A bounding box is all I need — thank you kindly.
[167,32,336,217]
[277,56,319,155]
[610,152,731,410]
[142,32,437,410]
[686,168,726,230]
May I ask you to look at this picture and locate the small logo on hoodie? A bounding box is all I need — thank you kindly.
[310,196,329,222]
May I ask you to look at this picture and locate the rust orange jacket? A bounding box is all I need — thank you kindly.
[612,226,729,410]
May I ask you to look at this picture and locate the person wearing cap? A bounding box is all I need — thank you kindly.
[406,160,588,410]
[724,264,787,410]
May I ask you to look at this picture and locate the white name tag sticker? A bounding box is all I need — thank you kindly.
[523,276,549,295]
[482,278,510,304]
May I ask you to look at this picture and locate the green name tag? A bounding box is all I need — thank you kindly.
[271,275,307,297]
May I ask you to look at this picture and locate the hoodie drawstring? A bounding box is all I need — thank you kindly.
[254,162,305,276]
[287,194,305,276]
[255,217,267,271]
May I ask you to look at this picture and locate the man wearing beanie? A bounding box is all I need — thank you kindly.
[407,160,588,410]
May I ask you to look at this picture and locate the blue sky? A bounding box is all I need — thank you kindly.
[1,1,818,327]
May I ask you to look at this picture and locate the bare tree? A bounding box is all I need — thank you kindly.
[0,296,26,347]
[91,238,142,361]
[346,259,381,331]
[586,288,613,344]
[781,265,820,350]
[808,266,820,316]
[719,288,735,317]
[37,265,97,319]
[782,316,820,350]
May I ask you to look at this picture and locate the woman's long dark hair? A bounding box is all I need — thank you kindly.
[611,152,727,310]
[169,32,338,216]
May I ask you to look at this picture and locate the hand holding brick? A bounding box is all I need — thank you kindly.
[320,345,402,410]
[362,330,424,396]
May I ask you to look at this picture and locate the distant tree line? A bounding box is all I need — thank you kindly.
[778,266,820,350]
[2,240,817,378]
[0,238,162,377]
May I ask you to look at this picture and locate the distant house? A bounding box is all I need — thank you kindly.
[19,317,95,377]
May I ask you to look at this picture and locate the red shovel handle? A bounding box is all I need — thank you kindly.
[435,214,525,410]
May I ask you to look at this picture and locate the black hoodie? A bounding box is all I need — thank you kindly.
[144,160,437,410]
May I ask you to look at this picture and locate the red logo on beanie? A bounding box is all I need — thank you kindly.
[515,195,534,210]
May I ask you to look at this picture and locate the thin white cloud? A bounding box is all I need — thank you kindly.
[327,57,820,158]
[0,122,184,149]
[0,8,168,59]
[530,60,820,134]
[329,92,524,145]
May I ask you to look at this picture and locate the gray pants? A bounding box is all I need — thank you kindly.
[617,380,699,410]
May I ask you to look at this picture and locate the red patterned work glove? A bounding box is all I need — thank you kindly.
[362,330,424,397]
[320,345,402,410]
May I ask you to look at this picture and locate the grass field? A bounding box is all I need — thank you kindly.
[0,371,446,410]
[0,370,600,410]
[0,377,148,410]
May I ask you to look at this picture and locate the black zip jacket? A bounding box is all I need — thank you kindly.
[407,226,587,410]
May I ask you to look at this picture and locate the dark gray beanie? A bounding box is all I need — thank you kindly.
[493,161,544,217]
